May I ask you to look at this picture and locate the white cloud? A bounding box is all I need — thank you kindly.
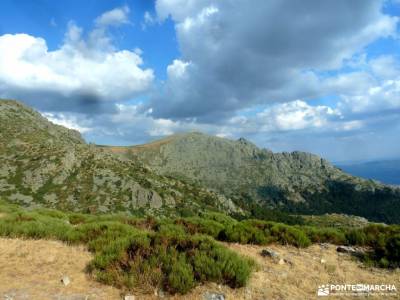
[322,55,400,114]
[339,79,400,113]
[0,11,154,112]
[42,112,92,133]
[95,5,130,27]
[167,59,191,79]
[256,100,340,132]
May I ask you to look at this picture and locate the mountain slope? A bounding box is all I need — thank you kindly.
[113,132,400,223]
[0,100,238,215]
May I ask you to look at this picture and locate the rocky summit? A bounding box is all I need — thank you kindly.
[108,132,400,223]
[0,100,238,216]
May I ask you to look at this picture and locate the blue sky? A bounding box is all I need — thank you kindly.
[0,0,399,162]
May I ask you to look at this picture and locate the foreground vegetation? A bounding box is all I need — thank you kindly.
[0,200,399,295]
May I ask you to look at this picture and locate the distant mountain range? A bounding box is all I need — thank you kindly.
[336,160,400,186]
[1,99,400,223]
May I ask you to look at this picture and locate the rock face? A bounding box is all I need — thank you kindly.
[121,132,400,223]
[0,100,239,216]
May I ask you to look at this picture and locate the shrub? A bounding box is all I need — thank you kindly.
[167,257,195,294]
[156,223,187,237]
[305,227,346,244]
[89,230,254,294]
[385,234,400,264]
[270,224,311,248]
[345,229,367,246]
[69,213,89,225]
[201,212,237,227]
[192,251,222,282]
[175,217,225,239]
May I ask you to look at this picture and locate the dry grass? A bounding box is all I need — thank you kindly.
[0,238,399,300]
[0,238,120,300]
[212,243,400,300]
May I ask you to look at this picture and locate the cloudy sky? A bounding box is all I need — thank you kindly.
[0,0,399,162]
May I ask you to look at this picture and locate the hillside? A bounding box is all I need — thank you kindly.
[337,160,400,186]
[0,100,238,216]
[1,199,399,298]
[109,132,400,223]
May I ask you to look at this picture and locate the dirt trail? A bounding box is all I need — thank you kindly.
[0,238,399,300]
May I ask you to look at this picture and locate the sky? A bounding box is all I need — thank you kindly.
[0,0,399,162]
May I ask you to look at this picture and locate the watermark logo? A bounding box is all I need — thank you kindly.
[317,285,330,296]
[317,283,397,297]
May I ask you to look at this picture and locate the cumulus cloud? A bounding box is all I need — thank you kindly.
[150,0,398,120]
[0,7,153,113]
[95,5,130,27]
[255,100,340,132]
[42,112,93,133]
[321,55,400,115]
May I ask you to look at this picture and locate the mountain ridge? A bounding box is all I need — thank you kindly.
[0,99,239,216]
[109,131,400,223]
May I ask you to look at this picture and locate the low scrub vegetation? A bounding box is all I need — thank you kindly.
[0,200,399,295]
[0,200,253,294]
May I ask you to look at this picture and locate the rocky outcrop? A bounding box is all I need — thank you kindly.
[0,100,240,216]
[124,132,400,223]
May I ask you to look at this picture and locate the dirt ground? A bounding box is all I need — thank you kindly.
[0,238,399,300]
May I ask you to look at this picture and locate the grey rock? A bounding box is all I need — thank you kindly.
[203,292,225,300]
[260,248,279,259]
[336,246,365,258]
[9,193,33,204]
[336,246,357,254]
[149,191,163,209]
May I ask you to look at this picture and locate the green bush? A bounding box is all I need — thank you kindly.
[201,211,237,227]
[345,229,367,246]
[156,223,187,237]
[167,257,195,294]
[385,234,400,264]
[89,230,254,294]
[305,227,346,244]
[175,217,225,239]
[270,224,311,248]
[221,222,270,244]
